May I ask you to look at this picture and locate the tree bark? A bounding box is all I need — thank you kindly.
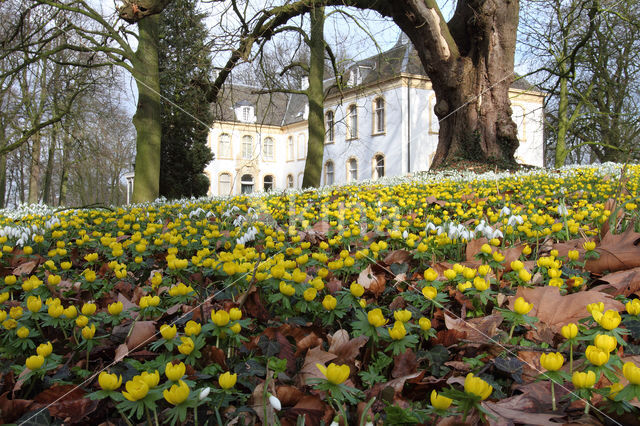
[131,14,162,203]
[28,131,42,204]
[302,6,325,188]
[42,123,58,204]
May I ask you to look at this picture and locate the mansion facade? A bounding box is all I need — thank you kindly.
[204,38,545,196]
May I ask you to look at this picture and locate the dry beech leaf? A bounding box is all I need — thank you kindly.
[286,395,328,426]
[298,346,337,385]
[275,385,304,407]
[0,391,32,424]
[328,329,368,363]
[357,265,386,296]
[591,267,640,297]
[383,250,412,265]
[12,259,39,276]
[466,238,489,261]
[126,321,156,350]
[391,349,417,378]
[510,286,624,333]
[114,344,129,363]
[444,312,503,342]
[586,227,640,274]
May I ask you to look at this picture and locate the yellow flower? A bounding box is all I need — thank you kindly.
[316,363,350,385]
[430,390,452,410]
[279,281,295,296]
[37,341,53,358]
[626,299,640,316]
[540,352,564,371]
[513,297,533,315]
[473,277,490,291]
[586,302,604,315]
[464,373,493,400]
[583,241,596,251]
[422,286,437,300]
[229,307,242,321]
[585,345,610,366]
[561,323,578,339]
[178,337,194,355]
[99,372,122,391]
[0,292,8,303]
[76,315,89,328]
[322,295,337,311]
[303,287,317,301]
[568,250,579,261]
[160,324,177,340]
[25,355,45,370]
[510,260,524,271]
[27,295,42,313]
[163,380,190,405]
[389,321,406,340]
[480,243,493,254]
[122,377,149,401]
[139,370,160,388]
[108,301,124,315]
[608,382,624,399]
[572,370,596,389]
[423,268,438,282]
[48,303,64,318]
[594,334,616,353]
[518,269,532,282]
[63,305,78,319]
[184,320,201,336]
[623,361,640,385]
[478,264,492,276]
[393,310,411,323]
[16,326,29,338]
[597,310,621,330]
[419,317,431,331]
[350,282,364,297]
[211,309,230,327]
[443,269,456,281]
[82,324,96,340]
[218,371,237,389]
[165,361,186,381]
[230,322,241,334]
[81,303,97,316]
[367,308,387,327]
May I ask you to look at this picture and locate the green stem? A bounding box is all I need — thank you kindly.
[194,406,198,426]
[551,381,556,411]
[569,342,573,373]
[508,323,516,341]
[153,408,159,426]
[119,408,134,426]
[145,406,153,426]
[584,401,590,414]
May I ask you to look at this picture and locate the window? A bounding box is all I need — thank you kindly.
[286,174,294,188]
[325,111,334,143]
[373,154,385,179]
[347,105,358,139]
[242,135,253,159]
[287,136,294,161]
[347,158,358,182]
[374,97,385,133]
[242,106,251,122]
[263,137,274,161]
[219,173,231,195]
[263,175,274,191]
[218,134,231,158]
[325,161,334,185]
[297,134,306,159]
[240,174,254,194]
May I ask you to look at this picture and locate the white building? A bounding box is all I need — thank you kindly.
[205,38,544,196]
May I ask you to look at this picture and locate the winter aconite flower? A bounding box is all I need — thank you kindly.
[37,342,53,358]
[350,282,364,297]
[561,323,578,339]
[163,380,190,405]
[464,373,492,400]
[316,363,350,385]
[184,320,201,336]
[218,371,237,389]
[422,286,437,300]
[98,372,122,391]
[597,310,621,330]
[108,301,123,315]
[626,299,640,316]
[122,377,149,401]
[622,361,640,385]
[211,309,230,327]
[322,295,337,311]
[393,310,411,323]
[594,334,617,353]
[572,370,596,389]
[178,337,194,355]
[82,324,96,339]
[585,345,610,366]
[540,352,564,371]
[367,308,387,327]
[513,297,533,315]
[388,321,406,340]
[27,295,42,313]
[160,324,177,340]
[430,390,452,410]
[25,355,44,370]
[419,317,431,331]
[165,361,186,381]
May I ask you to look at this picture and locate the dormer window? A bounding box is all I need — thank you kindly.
[242,106,251,122]
[235,102,255,123]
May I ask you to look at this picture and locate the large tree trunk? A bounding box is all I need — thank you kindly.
[41,123,58,204]
[394,0,520,168]
[131,14,162,203]
[302,6,325,188]
[28,132,42,204]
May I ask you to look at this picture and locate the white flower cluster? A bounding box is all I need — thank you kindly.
[236,226,258,246]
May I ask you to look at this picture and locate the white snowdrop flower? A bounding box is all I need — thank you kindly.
[558,204,569,216]
[459,229,471,241]
[475,222,486,234]
[507,215,524,226]
[268,393,281,411]
[199,387,210,400]
[402,230,408,239]
[425,222,436,232]
[491,228,504,239]
[499,206,511,217]
[448,227,459,240]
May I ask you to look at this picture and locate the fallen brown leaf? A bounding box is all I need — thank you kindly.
[444,312,503,342]
[383,250,412,265]
[357,265,386,297]
[0,391,32,424]
[391,349,418,378]
[126,321,156,350]
[591,267,640,297]
[327,329,368,364]
[298,346,337,385]
[586,227,640,274]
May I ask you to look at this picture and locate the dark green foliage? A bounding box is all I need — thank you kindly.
[158,0,213,199]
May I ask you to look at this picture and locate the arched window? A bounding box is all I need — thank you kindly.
[287,136,294,161]
[286,174,294,188]
[242,135,253,159]
[325,161,334,185]
[374,97,385,134]
[263,175,274,191]
[373,154,385,179]
[347,104,358,139]
[347,158,358,182]
[263,137,274,161]
[219,173,231,195]
[218,134,231,158]
[325,110,334,143]
[297,134,306,159]
[240,174,254,194]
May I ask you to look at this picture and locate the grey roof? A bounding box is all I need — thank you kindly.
[212,84,307,127]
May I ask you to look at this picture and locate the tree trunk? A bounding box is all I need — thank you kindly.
[132,14,162,203]
[555,72,570,167]
[58,130,71,206]
[28,132,41,204]
[302,6,325,189]
[42,123,58,204]
[0,124,7,208]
